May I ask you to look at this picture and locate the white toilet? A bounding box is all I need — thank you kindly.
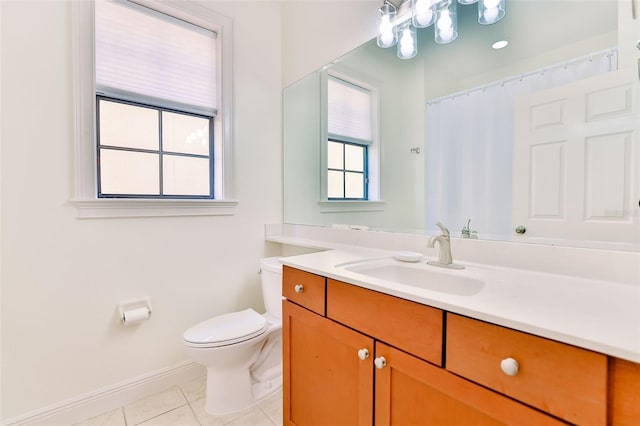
[183,257,283,415]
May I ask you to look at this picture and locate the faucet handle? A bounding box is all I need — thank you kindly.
[435,221,450,236]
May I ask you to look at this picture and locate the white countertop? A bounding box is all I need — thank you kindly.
[281,247,640,363]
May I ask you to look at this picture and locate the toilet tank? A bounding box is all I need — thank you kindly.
[259,257,283,319]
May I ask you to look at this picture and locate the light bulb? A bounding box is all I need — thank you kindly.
[439,28,454,42]
[483,7,499,23]
[400,29,413,56]
[413,0,434,28]
[415,10,433,26]
[379,15,394,46]
[398,26,416,59]
[379,15,392,33]
[483,0,500,8]
[380,31,394,47]
[478,0,504,25]
[415,0,430,15]
[437,10,452,31]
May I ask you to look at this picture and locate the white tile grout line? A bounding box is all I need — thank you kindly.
[108,382,280,426]
[126,387,190,426]
[180,387,203,426]
[258,407,277,426]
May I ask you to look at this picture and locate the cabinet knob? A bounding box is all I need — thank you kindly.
[294,284,304,293]
[500,357,520,376]
[357,348,370,360]
[374,356,387,369]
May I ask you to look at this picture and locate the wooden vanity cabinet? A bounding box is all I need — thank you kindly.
[283,267,567,425]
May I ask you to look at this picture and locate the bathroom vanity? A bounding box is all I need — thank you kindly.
[281,250,640,425]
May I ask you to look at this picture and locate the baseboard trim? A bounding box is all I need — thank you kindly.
[2,360,205,426]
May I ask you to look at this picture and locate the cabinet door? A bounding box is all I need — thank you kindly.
[374,342,564,426]
[609,357,640,425]
[283,300,374,426]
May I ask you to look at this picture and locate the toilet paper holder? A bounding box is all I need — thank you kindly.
[118,298,152,326]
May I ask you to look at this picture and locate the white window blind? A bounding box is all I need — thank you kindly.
[328,77,372,144]
[95,0,217,115]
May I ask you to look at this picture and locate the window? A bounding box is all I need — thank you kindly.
[327,140,367,199]
[97,97,213,198]
[95,0,216,199]
[325,75,375,201]
[71,0,235,217]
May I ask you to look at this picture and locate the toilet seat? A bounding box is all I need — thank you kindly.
[183,308,269,348]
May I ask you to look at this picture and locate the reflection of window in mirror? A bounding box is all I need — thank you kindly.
[323,74,380,202]
[327,140,367,199]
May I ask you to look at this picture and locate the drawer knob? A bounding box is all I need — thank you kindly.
[374,356,387,369]
[294,284,304,293]
[500,357,520,376]
[357,348,370,360]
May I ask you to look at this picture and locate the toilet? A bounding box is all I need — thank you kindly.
[183,257,283,415]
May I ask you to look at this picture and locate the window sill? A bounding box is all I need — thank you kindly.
[318,200,386,213]
[71,198,238,219]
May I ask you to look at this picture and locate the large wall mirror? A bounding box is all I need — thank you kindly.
[283,0,639,251]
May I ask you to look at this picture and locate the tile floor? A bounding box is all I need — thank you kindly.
[74,376,283,426]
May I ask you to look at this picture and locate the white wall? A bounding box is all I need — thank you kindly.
[0,0,282,420]
[281,1,378,88]
[618,0,640,70]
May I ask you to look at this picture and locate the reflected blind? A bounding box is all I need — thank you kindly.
[328,77,372,144]
[95,0,217,114]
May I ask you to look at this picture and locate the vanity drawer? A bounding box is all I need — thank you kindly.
[446,314,607,425]
[327,279,443,365]
[283,266,326,315]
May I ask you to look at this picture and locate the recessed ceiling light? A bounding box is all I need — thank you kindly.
[492,40,509,50]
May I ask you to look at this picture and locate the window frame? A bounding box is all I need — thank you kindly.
[96,95,215,199]
[70,0,236,218]
[327,139,369,201]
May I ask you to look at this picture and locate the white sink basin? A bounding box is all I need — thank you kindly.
[339,258,484,296]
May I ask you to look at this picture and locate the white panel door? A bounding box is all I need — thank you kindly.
[513,68,639,246]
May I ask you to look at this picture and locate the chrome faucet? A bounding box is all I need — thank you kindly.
[461,218,478,239]
[427,222,464,270]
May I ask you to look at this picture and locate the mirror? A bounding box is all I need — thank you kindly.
[284,0,639,251]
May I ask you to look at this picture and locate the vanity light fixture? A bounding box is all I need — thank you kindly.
[377,0,506,59]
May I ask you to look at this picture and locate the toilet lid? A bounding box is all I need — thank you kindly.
[183,308,269,348]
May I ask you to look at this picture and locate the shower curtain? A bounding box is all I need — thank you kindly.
[424,48,618,239]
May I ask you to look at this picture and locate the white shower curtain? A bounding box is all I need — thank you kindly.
[424,49,618,239]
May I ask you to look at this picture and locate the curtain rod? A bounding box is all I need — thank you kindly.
[426,46,618,105]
